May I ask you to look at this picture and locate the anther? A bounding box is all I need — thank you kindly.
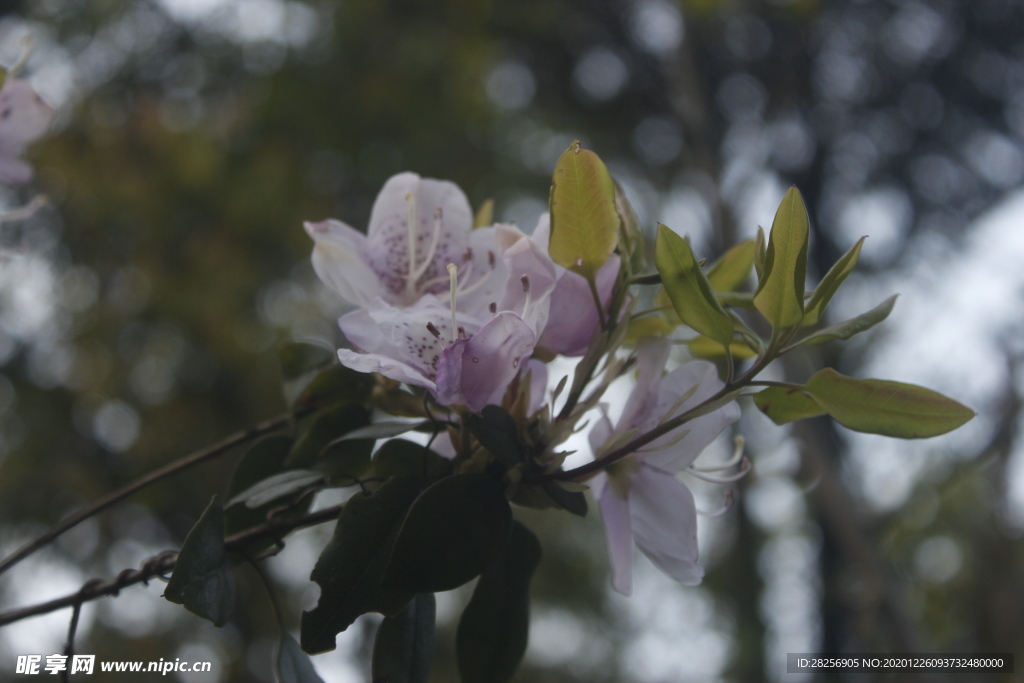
[521,275,530,293]
[489,302,497,314]
[426,322,443,340]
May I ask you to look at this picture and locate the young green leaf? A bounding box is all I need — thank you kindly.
[372,439,453,480]
[287,404,372,469]
[707,239,757,292]
[614,179,646,273]
[804,368,975,438]
[753,386,826,425]
[802,236,866,326]
[548,140,619,280]
[753,187,810,330]
[371,593,436,683]
[474,198,494,228]
[277,633,325,683]
[655,225,734,348]
[300,477,422,654]
[467,405,523,466]
[795,296,897,347]
[456,522,542,683]
[754,226,767,280]
[383,474,513,594]
[686,336,758,360]
[164,496,235,627]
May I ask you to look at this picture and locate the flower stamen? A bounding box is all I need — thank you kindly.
[409,207,444,283]
[405,192,417,298]
[448,263,459,342]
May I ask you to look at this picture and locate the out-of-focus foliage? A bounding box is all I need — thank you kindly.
[0,0,1022,681]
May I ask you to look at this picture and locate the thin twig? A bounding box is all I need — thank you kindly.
[0,502,345,628]
[0,408,311,577]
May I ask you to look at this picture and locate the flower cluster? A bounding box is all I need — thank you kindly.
[306,170,737,593]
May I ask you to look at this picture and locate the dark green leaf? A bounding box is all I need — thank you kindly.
[707,239,757,292]
[754,187,810,329]
[335,420,429,442]
[804,368,975,438]
[753,386,826,425]
[288,404,372,469]
[467,406,522,466]
[796,296,897,346]
[297,364,376,409]
[278,342,335,405]
[226,470,324,509]
[541,480,588,517]
[373,439,453,481]
[301,477,423,654]
[456,522,542,683]
[164,496,234,627]
[277,633,325,683]
[384,474,513,593]
[802,237,865,326]
[371,593,436,683]
[548,140,619,280]
[655,225,734,348]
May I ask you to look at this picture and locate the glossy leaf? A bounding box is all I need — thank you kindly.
[686,336,757,360]
[371,593,436,683]
[548,140,618,280]
[655,225,734,348]
[334,420,429,442]
[754,187,810,329]
[796,296,897,346]
[164,496,235,627]
[802,236,866,326]
[707,239,757,292]
[223,436,311,555]
[226,469,324,509]
[277,634,325,683]
[301,477,422,654]
[541,480,588,517]
[372,439,453,480]
[288,404,372,469]
[456,522,542,683]
[467,405,522,466]
[384,474,513,593]
[753,386,826,425]
[805,368,975,438]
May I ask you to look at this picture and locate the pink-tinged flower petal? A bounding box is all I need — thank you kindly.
[629,465,704,586]
[434,311,535,412]
[588,412,616,457]
[338,295,482,390]
[617,337,671,431]
[304,220,384,307]
[641,361,741,473]
[597,474,635,596]
[523,359,548,416]
[365,173,474,303]
[456,227,508,313]
[531,213,550,251]
[538,254,621,357]
[495,225,557,336]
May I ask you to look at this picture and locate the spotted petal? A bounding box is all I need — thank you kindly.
[434,311,535,412]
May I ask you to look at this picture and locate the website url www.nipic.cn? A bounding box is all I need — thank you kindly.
[15,655,213,676]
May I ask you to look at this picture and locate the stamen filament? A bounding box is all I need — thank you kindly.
[685,457,751,484]
[405,192,417,298]
[448,263,459,341]
[410,207,444,282]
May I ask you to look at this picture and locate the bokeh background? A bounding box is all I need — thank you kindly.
[1,0,1022,680]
